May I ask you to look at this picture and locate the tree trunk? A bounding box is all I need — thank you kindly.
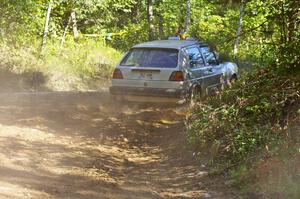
[132,1,141,24]
[186,0,191,33]
[233,0,245,59]
[60,16,72,48]
[41,0,53,54]
[147,0,155,41]
[287,1,298,43]
[158,15,164,39]
[71,9,79,39]
[157,0,164,39]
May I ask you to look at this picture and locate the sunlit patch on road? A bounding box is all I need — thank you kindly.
[0,92,233,199]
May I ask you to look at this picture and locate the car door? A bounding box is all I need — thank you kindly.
[200,46,224,95]
[185,46,206,82]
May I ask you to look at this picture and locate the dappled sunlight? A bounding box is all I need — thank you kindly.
[0,92,220,198]
[0,180,52,199]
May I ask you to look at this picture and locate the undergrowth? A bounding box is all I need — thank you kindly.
[187,66,300,164]
[186,67,300,198]
[0,37,121,91]
[186,66,300,197]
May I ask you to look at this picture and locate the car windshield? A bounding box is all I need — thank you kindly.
[120,48,178,68]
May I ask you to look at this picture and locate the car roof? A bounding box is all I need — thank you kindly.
[132,40,208,50]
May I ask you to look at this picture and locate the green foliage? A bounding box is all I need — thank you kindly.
[0,0,45,45]
[0,0,298,71]
[108,21,149,51]
[0,38,121,90]
[187,67,300,165]
[46,37,121,78]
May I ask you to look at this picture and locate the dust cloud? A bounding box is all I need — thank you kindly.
[0,91,235,199]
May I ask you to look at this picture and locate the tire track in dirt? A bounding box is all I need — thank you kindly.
[0,92,235,199]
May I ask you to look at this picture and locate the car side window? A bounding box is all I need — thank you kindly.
[186,47,205,68]
[200,47,217,65]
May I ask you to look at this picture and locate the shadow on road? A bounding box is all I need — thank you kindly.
[0,91,234,199]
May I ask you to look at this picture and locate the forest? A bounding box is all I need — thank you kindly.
[1,0,298,71]
[0,0,299,198]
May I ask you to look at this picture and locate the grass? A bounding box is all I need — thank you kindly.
[0,37,122,91]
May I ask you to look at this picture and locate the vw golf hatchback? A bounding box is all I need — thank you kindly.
[110,39,238,103]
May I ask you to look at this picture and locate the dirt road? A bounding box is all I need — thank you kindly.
[0,92,234,199]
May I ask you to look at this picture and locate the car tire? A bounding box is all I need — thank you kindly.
[189,85,202,105]
[226,74,237,88]
[230,74,237,83]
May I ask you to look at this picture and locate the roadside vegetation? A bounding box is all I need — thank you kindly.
[0,0,299,198]
[185,0,300,197]
[187,67,300,197]
[0,39,121,91]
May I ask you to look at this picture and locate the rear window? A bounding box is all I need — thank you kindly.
[120,48,178,68]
